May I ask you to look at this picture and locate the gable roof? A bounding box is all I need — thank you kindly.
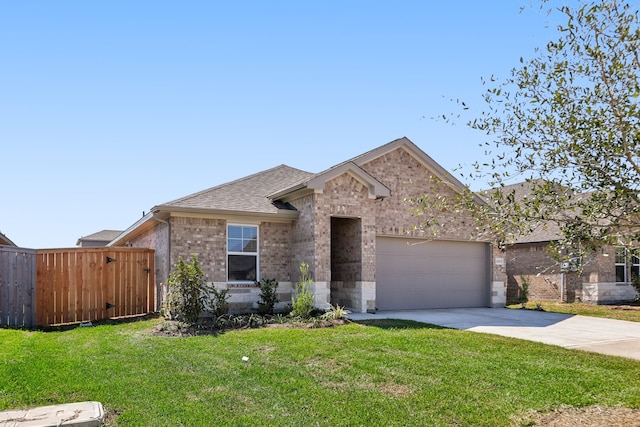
[268,161,391,201]
[111,137,481,246]
[0,231,16,247]
[356,137,487,205]
[269,137,482,204]
[76,229,123,246]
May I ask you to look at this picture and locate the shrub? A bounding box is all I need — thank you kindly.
[165,255,208,324]
[631,273,640,297]
[257,278,279,315]
[519,275,530,309]
[291,262,315,318]
[322,304,351,321]
[208,286,230,317]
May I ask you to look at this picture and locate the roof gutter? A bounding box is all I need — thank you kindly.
[152,205,300,221]
[107,211,156,246]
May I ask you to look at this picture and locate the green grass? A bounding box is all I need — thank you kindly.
[509,301,640,322]
[1,317,639,426]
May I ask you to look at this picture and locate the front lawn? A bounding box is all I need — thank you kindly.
[510,301,640,322]
[1,317,639,426]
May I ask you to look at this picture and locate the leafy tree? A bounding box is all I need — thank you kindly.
[413,0,640,261]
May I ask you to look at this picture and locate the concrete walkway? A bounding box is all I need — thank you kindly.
[348,308,640,361]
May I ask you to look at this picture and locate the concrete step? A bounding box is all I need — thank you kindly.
[0,401,104,427]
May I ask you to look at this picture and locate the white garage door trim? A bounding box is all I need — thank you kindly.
[376,237,489,310]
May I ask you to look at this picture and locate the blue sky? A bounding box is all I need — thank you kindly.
[1,1,561,248]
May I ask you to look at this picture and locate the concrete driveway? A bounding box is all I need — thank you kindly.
[348,308,640,361]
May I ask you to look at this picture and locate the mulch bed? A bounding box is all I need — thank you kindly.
[147,317,349,337]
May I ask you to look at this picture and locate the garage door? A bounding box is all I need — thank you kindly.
[376,237,489,310]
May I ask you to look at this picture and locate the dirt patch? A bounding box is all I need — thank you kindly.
[610,305,640,311]
[377,383,413,398]
[102,407,121,427]
[518,405,640,426]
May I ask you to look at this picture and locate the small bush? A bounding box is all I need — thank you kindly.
[518,275,530,309]
[322,304,351,320]
[208,286,230,317]
[291,262,315,318]
[257,278,279,315]
[632,273,640,298]
[165,255,208,324]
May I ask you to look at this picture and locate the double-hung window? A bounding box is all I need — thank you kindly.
[615,247,627,282]
[227,224,258,282]
[632,250,640,282]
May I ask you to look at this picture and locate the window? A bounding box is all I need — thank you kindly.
[227,224,258,282]
[632,250,640,282]
[615,247,627,282]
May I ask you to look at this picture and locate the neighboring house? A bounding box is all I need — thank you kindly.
[76,230,123,247]
[499,181,640,304]
[0,231,16,247]
[110,137,507,313]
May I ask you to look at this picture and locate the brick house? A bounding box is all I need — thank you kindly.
[500,181,640,304]
[110,137,507,313]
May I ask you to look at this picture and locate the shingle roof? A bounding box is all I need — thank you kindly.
[113,137,482,246]
[82,229,123,241]
[158,137,475,215]
[0,231,16,247]
[158,164,314,214]
[77,229,123,245]
[478,180,566,244]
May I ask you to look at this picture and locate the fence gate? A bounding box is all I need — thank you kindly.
[36,247,155,326]
[0,246,37,327]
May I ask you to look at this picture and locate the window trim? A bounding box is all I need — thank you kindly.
[226,223,259,284]
[615,247,627,283]
[632,249,640,283]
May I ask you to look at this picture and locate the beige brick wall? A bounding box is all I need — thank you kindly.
[331,217,362,282]
[315,174,376,282]
[287,146,504,311]
[506,243,611,303]
[170,216,227,282]
[507,244,562,302]
[289,174,377,310]
[170,217,293,283]
[290,193,316,282]
[492,246,507,285]
[360,147,481,241]
[260,222,292,281]
[585,246,617,283]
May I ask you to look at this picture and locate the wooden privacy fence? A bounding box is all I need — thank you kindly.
[0,246,37,327]
[0,247,155,327]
